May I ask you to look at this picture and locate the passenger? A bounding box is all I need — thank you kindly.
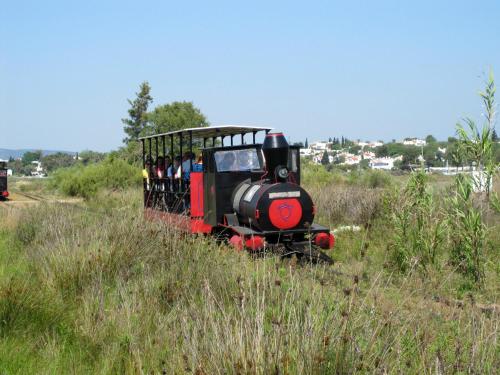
[142,157,152,190]
[168,156,181,191]
[164,156,172,171]
[181,152,195,180]
[154,156,164,192]
[220,152,237,171]
[193,154,203,172]
[174,156,182,179]
[237,150,253,170]
[164,156,172,191]
[156,156,165,179]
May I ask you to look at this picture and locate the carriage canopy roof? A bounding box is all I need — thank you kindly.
[138,125,272,141]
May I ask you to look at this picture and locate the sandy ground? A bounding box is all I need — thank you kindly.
[0,191,83,207]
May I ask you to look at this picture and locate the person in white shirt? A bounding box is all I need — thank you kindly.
[167,156,181,191]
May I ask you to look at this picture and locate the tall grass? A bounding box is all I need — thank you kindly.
[0,186,499,374]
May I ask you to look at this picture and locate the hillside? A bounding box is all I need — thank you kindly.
[0,148,75,160]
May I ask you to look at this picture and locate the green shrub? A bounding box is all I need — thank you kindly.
[347,169,393,188]
[361,169,393,188]
[447,174,486,284]
[389,170,445,273]
[302,163,345,186]
[50,157,141,199]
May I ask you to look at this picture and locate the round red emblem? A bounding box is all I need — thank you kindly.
[268,198,302,229]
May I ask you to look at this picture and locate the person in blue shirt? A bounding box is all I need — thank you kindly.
[181,152,196,180]
[193,154,203,172]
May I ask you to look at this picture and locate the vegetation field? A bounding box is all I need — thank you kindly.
[0,168,498,374]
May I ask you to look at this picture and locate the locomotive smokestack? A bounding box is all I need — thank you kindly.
[262,132,289,182]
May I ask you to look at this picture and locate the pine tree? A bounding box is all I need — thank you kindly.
[321,150,329,165]
[122,81,153,143]
[305,138,309,148]
[492,128,498,142]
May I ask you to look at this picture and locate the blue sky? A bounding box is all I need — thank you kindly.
[1,0,499,151]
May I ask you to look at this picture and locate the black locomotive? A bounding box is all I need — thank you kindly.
[139,125,334,263]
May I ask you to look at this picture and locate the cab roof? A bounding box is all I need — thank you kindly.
[138,125,272,141]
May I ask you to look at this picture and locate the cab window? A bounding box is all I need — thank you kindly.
[288,149,298,173]
[215,149,262,172]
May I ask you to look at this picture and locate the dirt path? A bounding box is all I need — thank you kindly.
[0,191,83,208]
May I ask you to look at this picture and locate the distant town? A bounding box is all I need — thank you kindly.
[297,133,500,173]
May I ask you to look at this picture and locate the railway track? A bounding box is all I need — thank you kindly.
[13,191,45,202]
[0,191,81,207]
[0,192,41,210]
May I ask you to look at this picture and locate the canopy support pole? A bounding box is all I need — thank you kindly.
[179,133,183,193]
[189,131,193,171]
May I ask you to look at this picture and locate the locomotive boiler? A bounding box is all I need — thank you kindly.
[232,133,314,231]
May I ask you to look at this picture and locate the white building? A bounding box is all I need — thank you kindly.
[362,151,376,160]
[355,140,384,148]
[345,155,360,165]
[370,157,396,170]
[31,160,45,177]
[336,151,361,165]
[300,148,313,156]
[471,171,493,193]
[369,141,384,148]
[403,138,426,147]
[310,141,331,151]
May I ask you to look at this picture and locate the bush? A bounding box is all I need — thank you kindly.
[447,174,487,284]
[360,169,394,188]
[389,170,445,273]
[310,184,385,226]
[347,169,394,189]
[302,163,346,186]
[50,157,142,199]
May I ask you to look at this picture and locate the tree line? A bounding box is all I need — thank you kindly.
[7,150,106,176]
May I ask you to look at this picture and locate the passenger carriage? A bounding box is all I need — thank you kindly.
[0,161,8,200]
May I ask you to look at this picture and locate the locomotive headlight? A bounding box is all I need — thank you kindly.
[277,167,289,179]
